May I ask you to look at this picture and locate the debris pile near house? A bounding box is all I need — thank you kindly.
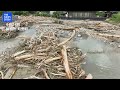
[0,30,92,79]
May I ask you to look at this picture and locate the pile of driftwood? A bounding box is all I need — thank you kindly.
[19,16,55,24]
[88,32,120,43]
[0,30,19,39]
[0,30,92,79]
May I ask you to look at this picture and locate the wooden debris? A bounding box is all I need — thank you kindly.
[78,69,85,78]
[44,56,62,63]
[42,69,50,79]
[57,27,75,30]
[61,45,73,79]
[51,72,66,76]
[24,57,33,61]
[9,68,17,79]
[58,30,76,46]
[37,53,47,56]
[37,46,51,52]
[17,64,30,68]
[37,59,47,69]
[94,33,120,38]
[63,28,76,30]
[80,53,87,60]
[4,67,17,79]
[15,54,33,60]
[13,50,26,57]
[1,26,89,79]
[0,71,4,79]
[23,75,42,79]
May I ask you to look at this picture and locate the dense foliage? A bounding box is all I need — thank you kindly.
[109,12,120,23]
[96,11,105,17]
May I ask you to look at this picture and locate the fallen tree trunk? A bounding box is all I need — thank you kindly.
[13,50,26,57]
[58,30,76,46]
[42,69,50,79]
[37,46,51,52]
[57,27,76,30]
[14,54,33,60]
[44,56,62,63]
[37,53,47,56]
[4,67,17,79]
[61,45,72,79]
[95,33,120,38]
[78,69,85,78]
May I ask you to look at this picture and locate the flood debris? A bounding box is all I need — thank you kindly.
[0,71,4,79]
[23,75,42,79]
[0,30,19,39]
[4,67,17,79]
[61,45,73,79]
[0,16,35,40]
[12,50,26,57]
[42,69,50,79]
[0,30,90,79]
[0,16,98,79]
[58,30,76,46]
[44,56,62,64]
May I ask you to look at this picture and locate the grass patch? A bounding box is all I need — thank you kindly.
[106,12,120,24]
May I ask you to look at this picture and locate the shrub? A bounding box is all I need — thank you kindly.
[109,12,120,23]
[0,11,4,16]
[21,11,29,16]
[35,11,50,17]
[11,11,30,16]
[96,11,105,17]
[52,12,61,18]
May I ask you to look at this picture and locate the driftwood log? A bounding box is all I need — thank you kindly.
[61,45,72,79]
[58,30,76,46]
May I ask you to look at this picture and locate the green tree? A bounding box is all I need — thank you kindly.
[109,12,120,23]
